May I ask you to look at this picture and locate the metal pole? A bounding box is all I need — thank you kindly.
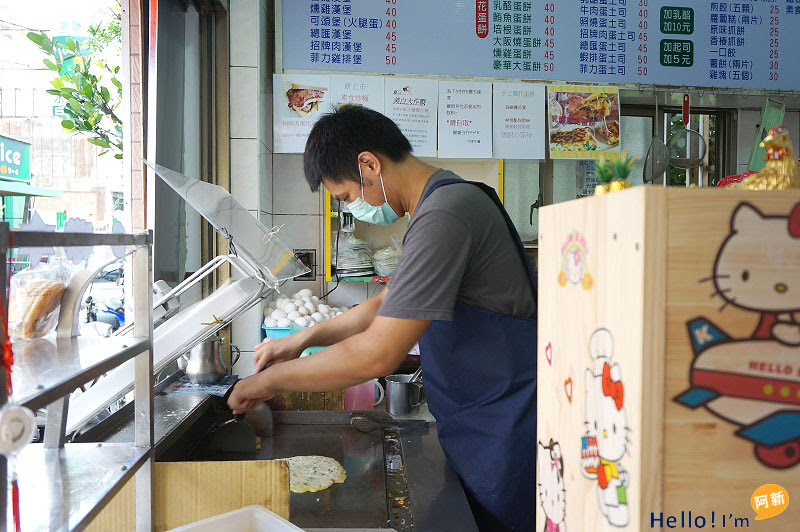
[133,233,154,532]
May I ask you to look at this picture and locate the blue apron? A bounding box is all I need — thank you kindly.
[417,178,537,532]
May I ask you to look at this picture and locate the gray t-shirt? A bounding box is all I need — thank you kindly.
[378,169,536,321]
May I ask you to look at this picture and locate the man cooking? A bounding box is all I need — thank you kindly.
[228,105,537,531]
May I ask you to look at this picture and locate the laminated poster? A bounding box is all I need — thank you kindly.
[384,77,438,158]
[273,74,332,153]
[492,82,546,159]
[330,74,385,113]
[437,81,493,159]
[548,85,621,160]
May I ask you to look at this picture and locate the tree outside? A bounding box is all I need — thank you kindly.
[0,0,128,231]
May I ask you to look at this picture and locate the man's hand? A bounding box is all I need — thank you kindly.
[227,372,277,414]
[253,336,304,373]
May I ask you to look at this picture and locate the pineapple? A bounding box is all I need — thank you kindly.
[594,151,635,195]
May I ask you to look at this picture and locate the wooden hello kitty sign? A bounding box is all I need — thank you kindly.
[675,202,800,469]
[538,188,800,530]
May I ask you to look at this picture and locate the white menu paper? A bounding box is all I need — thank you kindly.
[437,81,492,159]
[492,82,546,160]
[330,74,385,114]
[384,77,438,158]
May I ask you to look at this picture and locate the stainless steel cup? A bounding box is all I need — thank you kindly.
[385,374,423,416]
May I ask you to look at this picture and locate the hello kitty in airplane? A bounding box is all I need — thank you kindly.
[580,328,631,528]
[677,202,800,469]
[538,439,567,532]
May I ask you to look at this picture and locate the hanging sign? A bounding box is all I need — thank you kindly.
[0,135,31,183]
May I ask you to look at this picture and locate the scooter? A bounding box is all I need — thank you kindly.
[85,295,125,332]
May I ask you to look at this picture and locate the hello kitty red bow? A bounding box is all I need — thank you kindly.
[602,362,624,411]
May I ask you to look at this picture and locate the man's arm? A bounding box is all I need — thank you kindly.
[230,314,430,413]
[253,288,388,373]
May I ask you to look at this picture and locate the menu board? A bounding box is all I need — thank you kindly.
[282,0,800,91]
[438,82,493,158]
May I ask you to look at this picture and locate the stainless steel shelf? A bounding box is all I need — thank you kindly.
[11,336,149,412]
[9,231,150,248]
[9,442,149,532]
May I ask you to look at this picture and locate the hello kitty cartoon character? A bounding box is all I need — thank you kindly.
[675,201,800,469]
[709,202,800,345]
[580,328,630,527]
[538,439,567,532]
[558,231,593,290]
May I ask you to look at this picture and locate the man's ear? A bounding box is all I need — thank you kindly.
[357,151,382,182]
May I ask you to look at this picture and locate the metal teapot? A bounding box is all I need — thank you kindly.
[183,336,241,385]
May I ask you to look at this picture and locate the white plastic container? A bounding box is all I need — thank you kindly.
[166,505,304,532]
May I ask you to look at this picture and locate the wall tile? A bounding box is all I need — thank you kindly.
[259,149,273,214]
[258,0,268,76]
[273,154,321,214]
[259,74,273,152]
[275,276,324,299]
[231,303,262,373]
[230,67,259,139]
[231,139,260,210]
[327,281,369,308]
[230,0,259,67]
[273,214,321,251]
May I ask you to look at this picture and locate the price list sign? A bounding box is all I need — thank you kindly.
[281,0,800,91]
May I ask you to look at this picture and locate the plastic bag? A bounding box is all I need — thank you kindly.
[8,268,67,341]
[371,234,402,277]
[331,232,374,276]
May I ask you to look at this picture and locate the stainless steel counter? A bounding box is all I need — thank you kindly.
[89,390,478,531]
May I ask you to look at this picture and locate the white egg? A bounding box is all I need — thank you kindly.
[298,288,313,298]
[287,311,301,320]
[271,309,287,320]
[264,307,274,318]
[335,311,343,316]
[297,306,309,316]
[275,298,289,310]
[294,317,309,327]
[276,318,292,327]
[317,304,330,314]
[310,312,323,323]
[310,296,320,304]
[292,292,303,300]
[307,320,316,327]
[303,301,315,313]
[264,318,277,328]
[284,303,297,313]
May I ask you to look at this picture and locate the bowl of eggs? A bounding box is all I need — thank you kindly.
[262,288,349,340]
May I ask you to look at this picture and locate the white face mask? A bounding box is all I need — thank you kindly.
[346,162,401,225]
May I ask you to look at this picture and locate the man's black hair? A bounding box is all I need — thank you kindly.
[303,105,412,192]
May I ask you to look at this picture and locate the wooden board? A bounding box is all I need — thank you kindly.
[268,389,345,410]
[663,189,800,531]
[85,460,290,532]
[536,187,666,531]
